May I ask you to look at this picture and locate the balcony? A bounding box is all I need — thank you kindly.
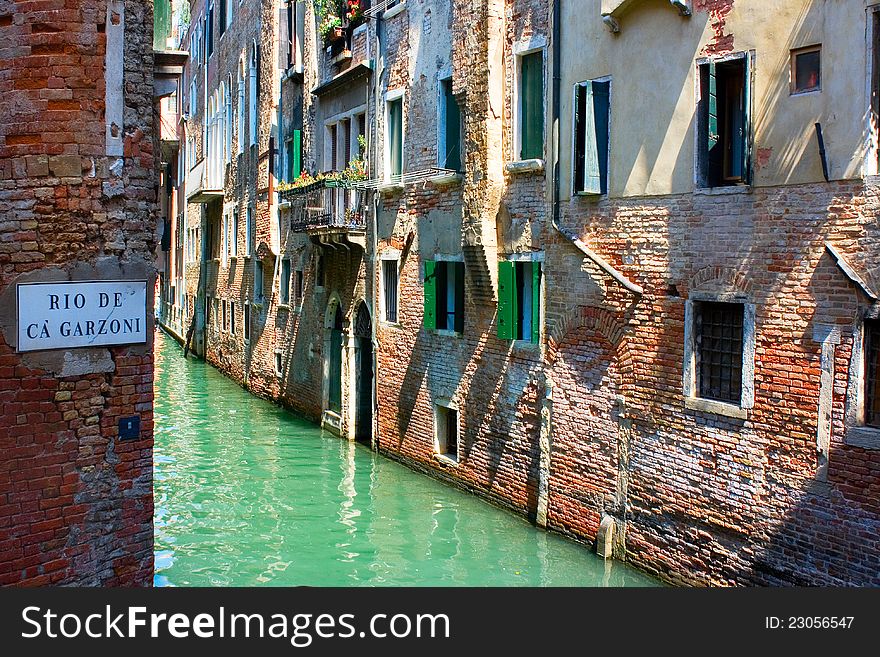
[186,159,224,204]
[279,179,367,249]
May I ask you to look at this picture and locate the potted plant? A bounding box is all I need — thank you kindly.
[319,13,343,42]
[345,0,365,27]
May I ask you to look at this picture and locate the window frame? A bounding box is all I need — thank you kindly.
[243,300,251,343]
[433,399,460,464]
[384,89,405,182]
[280,258,291,306]
[423,257,466,336]
[695,51,754,189]
[572,76,612,196]
[683,294,756,418]
[380,253,400,325]
[438,75,462,172]
[497,254,543,345]
[790,44,821,96]
[845,313,880,447]
[513,42,546,163]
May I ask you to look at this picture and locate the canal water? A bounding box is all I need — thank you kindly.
[153,331,658,587]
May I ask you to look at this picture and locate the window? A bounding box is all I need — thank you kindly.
[245,206,253,257]
[222,299,228,332]
[218,0,226,37]
[205,295,211,329]
[285,0,304,71]
[230,300,236,335]
[243,302,251,342]
[280,259,291,305]
[231,208,238,257]
[206,4,214,58]
[434,403,459,461]
[237,64,245,155]
[698,55,751,187]
[386,96,403,180]
[254,259,264,301]
[865,320,880,427]
[316,255,325,289]
[695,301,744,404]
[249,43,258,146]
[274,351,283,377]
[439,78,462,171]
[423,260,465,333]
[497,260,541,343]
[222,210,229,267]
[294,269,304,307]
[518,51,544,160]
[573,79,610,195]
[382,259,399,323]
[791,45,820,95]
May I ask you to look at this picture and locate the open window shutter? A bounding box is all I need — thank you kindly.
[292,129,302,179]
[423,260,437,330]
[582,81,609,195]
[707,62,719,152]
[574,84,587,192]
[531,262,541,344]
[741,55,751,183]
[445,83,462,171]
[497,261,516,340]
[454,261,465,333]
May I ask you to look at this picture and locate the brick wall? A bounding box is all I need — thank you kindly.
[0,0,156,586]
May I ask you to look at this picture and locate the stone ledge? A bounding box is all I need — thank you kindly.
[845,426,880,450]
[378,182,404,194]
[684,396,748,420]
[384,0,407,20]
[428,172,462,186]
[505,159,545,175]
[694,185,752,196]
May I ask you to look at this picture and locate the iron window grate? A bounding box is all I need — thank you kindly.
[697,301,744,404]
[866,320,880,427]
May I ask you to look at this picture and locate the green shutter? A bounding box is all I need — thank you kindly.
[444,81,462,171]
[454,261,465,334]
[574,84,587,192]
[497,261,517,340]
[423,260,437,330]
[520,52,544,160]
[531,262,541,344]
[292,129,302,180]
[707,62,719,152]
[581,81,610,195]
[741,56,751,183]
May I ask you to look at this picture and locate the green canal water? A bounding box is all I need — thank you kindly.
[153,331,658,587]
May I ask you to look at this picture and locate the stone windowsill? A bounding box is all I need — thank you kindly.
[434,328,462,338]
[845,426,880,450]
[694,184,752,196]
[684,396,748,420]
[384,1,407,19]
[428,172,463,186]
[331,49,352,66]
[277,303,290,311]
[380,320,401,329]
[433,453,459,467]
[511,339,541,352]
[505,159,545,174]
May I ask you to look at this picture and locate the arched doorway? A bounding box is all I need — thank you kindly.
[328,304,344,415]
[354,302,373,445]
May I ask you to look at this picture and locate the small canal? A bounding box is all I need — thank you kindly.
[153,331,658,587]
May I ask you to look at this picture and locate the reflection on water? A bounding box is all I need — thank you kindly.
[153,331,658,587]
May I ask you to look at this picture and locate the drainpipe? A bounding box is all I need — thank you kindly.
[370,13,385,453]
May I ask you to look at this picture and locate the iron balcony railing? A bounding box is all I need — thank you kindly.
[280,179,367,233]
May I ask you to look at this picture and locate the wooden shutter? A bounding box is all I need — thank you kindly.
[444,81,462,171]
[707,62,719,152]
[574,84,587,192]
[740,55,751,183]
[423,260,437,330]
[531,262,541,344]
[454,261,465,333]
[497,261,517,340]
[520,52,544,160]
[581,81,610,195]
[292,129,302,179]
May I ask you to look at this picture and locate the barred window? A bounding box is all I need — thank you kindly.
[383,260,398,323]
[696,301,744,404]
[866,320,880,427]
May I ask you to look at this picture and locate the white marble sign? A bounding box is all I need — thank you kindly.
[17,281,148,352]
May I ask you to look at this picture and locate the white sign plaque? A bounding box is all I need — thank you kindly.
[17,280,148,352]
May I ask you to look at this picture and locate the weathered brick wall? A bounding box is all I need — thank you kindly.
[547,181,880,585]
[0,0,156,586]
